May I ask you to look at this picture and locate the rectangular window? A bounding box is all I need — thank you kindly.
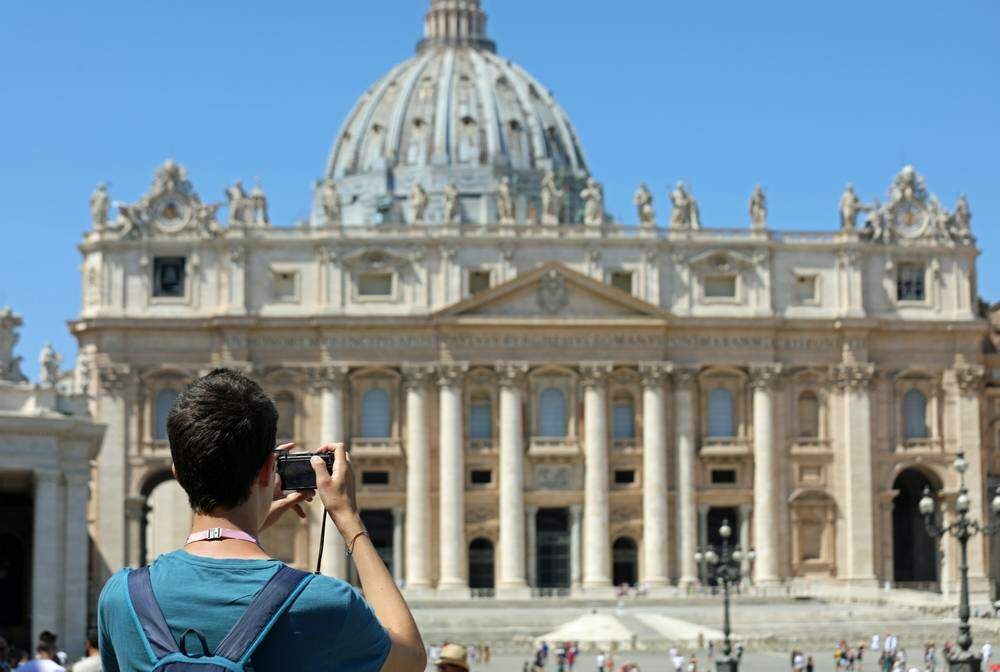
[468,270,492,296]
[614,469,636,485]
[470,469,493,485]
[153,257,186,298]
[710,469,737,485]
[361,471,390,486]
[272,270,298,302]
[610,271,633,294]
[794,275,818,304]
[704,274,737,299]
[469,401,492,439]
[358,272,393,297]
[897,264,926,301]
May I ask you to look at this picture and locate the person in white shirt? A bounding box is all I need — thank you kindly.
[13,643,64,672]
[69,633,101,672]
[870,634,881,652]
[595,651,605,672]
[982,642,993,663]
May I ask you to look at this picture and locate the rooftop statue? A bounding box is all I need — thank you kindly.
[39,343,62,388]
[496,177,516,225]
[540,170,561,226]
[669,182,700,230]
[0,306,27,383]
[580,178,604,227]
[749,184,767,230]
[410,182,429,224]
[320,179,342,226]
[443,182,462,224]
[952,194,972,242]
[90,183,110,230]
[250,181,269,226]
[839,183,862,231]
[633,183,655,229]
[226,181,250,225]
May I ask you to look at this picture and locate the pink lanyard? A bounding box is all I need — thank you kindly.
[185,527,261,546]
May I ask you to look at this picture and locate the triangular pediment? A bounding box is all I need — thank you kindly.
[434,262,670,321]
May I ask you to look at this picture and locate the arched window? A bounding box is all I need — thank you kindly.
[360,388,392,439]
[903,389,929,440]
[797,391,820,439]
[469,393,492,440]
[707,388,735,438]
[612,393,635,440]
[538,387,567,438]
[468,538,495,589]
[154,389,178,440]
[274,392,295,443]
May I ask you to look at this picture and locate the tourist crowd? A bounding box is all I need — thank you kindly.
[0,631,100,672]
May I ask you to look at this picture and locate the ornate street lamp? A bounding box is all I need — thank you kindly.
[694,519,755,672]
[919,452,1000,672]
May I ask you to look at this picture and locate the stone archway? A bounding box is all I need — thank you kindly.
[612,536,638,587]
[892,469,939,587]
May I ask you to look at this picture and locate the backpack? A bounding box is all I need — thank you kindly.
[124,564,313,671]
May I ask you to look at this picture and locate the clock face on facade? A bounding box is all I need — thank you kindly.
[892,202,926,238]
[151,196,191,233]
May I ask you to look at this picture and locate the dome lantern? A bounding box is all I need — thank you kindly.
[418,0,496,53]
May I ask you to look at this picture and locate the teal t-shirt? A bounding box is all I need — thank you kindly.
[98,550,391,672]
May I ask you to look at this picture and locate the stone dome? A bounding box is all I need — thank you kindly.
[318,0,592,227]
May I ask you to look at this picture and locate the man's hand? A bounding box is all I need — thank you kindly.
[261,442,314,532]
[310,443,363,540]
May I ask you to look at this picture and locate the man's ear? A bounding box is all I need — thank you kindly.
[257,451,277,488]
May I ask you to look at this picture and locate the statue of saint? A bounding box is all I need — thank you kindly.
[226,181,249,225]
[410,182,429,223]
[443,182,461,224]
[953,194,972,237]
[861,196,889,242]
[250,182,269,226]
[749,184,767,230]
[633,183,655,228]
[839,183,862,231]
[669,182,700,230]
[320,179,342,226]
[496,177,516,225]
[39,342,62,388]
[580,178,604,227]
[540,170,561,225]
[90,183,110,230]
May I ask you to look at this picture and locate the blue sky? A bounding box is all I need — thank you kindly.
[1,1,998,380]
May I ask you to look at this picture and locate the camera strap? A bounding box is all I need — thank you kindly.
[186,527,261,546]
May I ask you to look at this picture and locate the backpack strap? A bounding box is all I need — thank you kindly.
[126,567,180,660]
[213,565,313,664]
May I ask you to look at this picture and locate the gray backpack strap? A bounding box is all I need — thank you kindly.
[126,567,180,659]
[213,565,313,664]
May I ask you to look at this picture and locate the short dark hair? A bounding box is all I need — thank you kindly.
[86,629,99,649]
[36,642,56,657]
[167,368,277,512]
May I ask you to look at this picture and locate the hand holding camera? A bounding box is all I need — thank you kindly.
[308,443,363,541]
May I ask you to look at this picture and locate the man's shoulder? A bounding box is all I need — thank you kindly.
[290,572,360,615]
[98,568,130,615]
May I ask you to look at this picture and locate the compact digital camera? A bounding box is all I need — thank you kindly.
[276,452,333,491]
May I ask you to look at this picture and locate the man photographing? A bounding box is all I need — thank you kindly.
[98,368,426,672]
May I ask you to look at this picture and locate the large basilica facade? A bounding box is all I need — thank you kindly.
[72,0,1000,608]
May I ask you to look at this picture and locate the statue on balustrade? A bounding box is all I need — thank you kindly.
[540,170,561,225]
[443,182,462,224]
[496,177,516,225]
[749,184,767,230]
[410,182,428,224]
[90,183,110,230]
[320,179,342,226]
[669,181,700,230]
[580,178,604,227]
[839,183,862,231]
[633,182,655,228]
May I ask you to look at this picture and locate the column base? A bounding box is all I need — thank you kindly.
[496,584,532,600]
[578,582,616,599]
[435,583,471,599]
[947,651,981,672]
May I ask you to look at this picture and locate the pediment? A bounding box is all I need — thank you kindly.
[435,262,669,321]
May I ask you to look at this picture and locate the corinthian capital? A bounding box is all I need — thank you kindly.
[437,362,469,388]
[579,362,614,388]
[749,363,783,390]
[671,366,699,389]
[496,361,529,388]
[401,363,435,390]
[308,364,349,391]
[954,364,985,393]
[639,361,673,388]
[98,364,132,393]
[831,363,875,390]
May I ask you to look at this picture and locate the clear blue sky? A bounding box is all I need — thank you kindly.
[2,1,998,380]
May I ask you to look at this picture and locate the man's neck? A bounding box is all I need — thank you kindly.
[185,509,270,559]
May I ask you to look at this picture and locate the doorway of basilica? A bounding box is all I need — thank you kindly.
[536,508,570,589]
[892,469,939,589]
[0,489,32,651]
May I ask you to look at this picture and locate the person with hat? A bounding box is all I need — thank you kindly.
[435,644,470,672]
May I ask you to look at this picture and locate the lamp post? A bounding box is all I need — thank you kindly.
[694,519,755,672]
[919,452,1000,672]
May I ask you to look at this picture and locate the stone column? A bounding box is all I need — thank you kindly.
[497,362,529,597]
[392,506,405,585]
[673,367,699,587]
[833,362,878,584]
[581,363,613,590]
[96,366,130,577]
[403,365,433,590]
[526,506,538,588]
[438,363,469,594]
[750,363,782,584]
[955,365,987,579]
[62,474,90,659]
[32,470,64,646]
[739,504,753,579]
[698,505,710,583]
[312,365,349,579]
[570,504,583,591]
[639,362,671,587]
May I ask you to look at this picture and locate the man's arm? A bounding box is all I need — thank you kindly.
[311,445,426,672]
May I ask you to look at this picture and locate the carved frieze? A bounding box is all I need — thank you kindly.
[830,363,875,390]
